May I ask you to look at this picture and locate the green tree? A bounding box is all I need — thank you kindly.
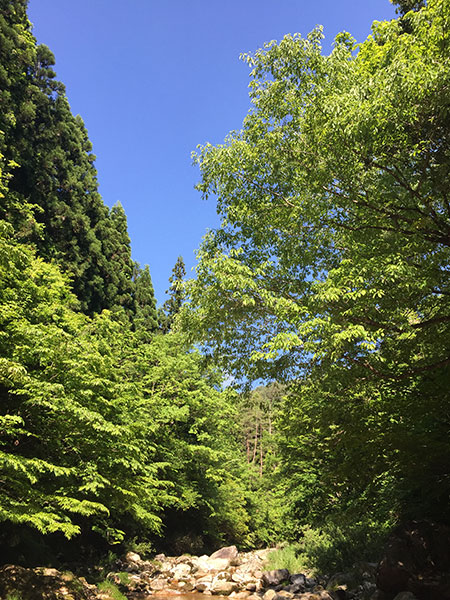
[184,0,450,529]
[161,256,186,333]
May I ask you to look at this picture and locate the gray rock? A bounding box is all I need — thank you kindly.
[262,569,290,587]
[392,593,418,600]
[305,577,318,588]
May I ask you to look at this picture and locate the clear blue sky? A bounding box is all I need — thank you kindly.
[28,0,396,305]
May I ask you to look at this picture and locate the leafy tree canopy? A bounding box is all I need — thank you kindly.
[183,0,450,527]
[184,0,449,384]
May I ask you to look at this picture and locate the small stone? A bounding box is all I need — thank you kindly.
[264,589,277,600]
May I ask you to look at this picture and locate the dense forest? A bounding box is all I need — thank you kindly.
[0,0,449,581]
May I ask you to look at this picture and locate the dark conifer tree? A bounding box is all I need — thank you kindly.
[132,263,159,337]
[0,2,138,315]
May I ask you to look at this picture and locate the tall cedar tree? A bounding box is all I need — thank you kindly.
[161,256,186,333]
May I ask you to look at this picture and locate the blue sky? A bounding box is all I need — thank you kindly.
[28,0,396,305]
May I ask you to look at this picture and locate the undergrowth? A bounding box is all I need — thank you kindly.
[97,580,127,600]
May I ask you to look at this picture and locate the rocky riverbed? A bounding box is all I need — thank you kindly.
[2,522,450,600]
[99,545,408,600]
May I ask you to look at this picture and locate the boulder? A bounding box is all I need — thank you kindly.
[208,557,233,571]
[290,574,306,586]
[262,569,290,587]
[211,580,240,595]
[177,580,195,591]
[376,521,450,599]
[211,545,239,561]
[125,551,141,564]
[150,577,168,590]
[392,593,419,600]
[172,562,192,579]
[196,576,214,592]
